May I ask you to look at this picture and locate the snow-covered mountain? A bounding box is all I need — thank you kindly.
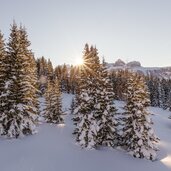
[106,59,171,79]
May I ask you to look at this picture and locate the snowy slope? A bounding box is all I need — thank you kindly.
[0,94,171,171]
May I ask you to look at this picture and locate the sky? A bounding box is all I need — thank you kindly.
[0,0,171,67]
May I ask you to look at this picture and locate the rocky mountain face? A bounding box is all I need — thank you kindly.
[107,59,171,79]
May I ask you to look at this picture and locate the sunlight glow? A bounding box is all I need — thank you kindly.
[161,155,171,168]
[74,57,84,66]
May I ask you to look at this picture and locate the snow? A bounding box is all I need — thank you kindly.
[0,94,171,171]
[106,61,171,79]
[61,93,74,112]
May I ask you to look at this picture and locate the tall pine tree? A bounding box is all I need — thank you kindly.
[19,25,39,120]
[95,61,118,147]
[73,44,100,148]
[0,31,7,135]
[73,44,118,148]
[122,72,158,160]
[0,22,38,138]
[44,79,64,124]
[0,31,6,96]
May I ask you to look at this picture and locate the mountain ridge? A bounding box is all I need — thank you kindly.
[106,59,171,79]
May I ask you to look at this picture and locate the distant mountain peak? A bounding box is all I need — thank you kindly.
[106,59,171,79]
[127,61,141,67]
[114,59,125,66]
[113,59,142,67]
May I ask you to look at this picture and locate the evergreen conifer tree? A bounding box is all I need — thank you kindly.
[70,98,75,115]
[0,31,6,95]
[95,61,118,147]
[19,25,39,117]
[0,31,7,134]
[0,22,38,138]
[44,79,64,124]
[73,44,118,148]
[122,72,158,160]
[73,44,99,148]
[47,58,54,79]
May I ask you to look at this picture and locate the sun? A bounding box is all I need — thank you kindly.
[75,57,84,66]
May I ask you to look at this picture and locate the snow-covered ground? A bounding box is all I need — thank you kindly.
[0,94,171,171]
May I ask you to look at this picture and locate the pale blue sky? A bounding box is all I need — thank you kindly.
[0,0,171,67]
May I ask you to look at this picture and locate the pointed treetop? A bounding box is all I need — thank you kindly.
[0,31,5,44]
[84,43,89,52]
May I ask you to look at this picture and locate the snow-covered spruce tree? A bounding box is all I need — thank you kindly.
[0,31,7,133]
[70,98,75,115]
[73,44,99,148]
[19,25,39,118]
[122,72,158,160]
[0,31,6,95]
[47,59,54,77]
[0,22,38,138]
[162,79,171,110]
[73,44,118,148]
[95,61,118,147]
[158,81,164,109]
[44,79,64,124]
[72,44,90,127]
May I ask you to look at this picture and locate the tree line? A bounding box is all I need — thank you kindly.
[37,57,171,111]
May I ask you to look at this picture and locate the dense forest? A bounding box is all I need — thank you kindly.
[36,57,171,111]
